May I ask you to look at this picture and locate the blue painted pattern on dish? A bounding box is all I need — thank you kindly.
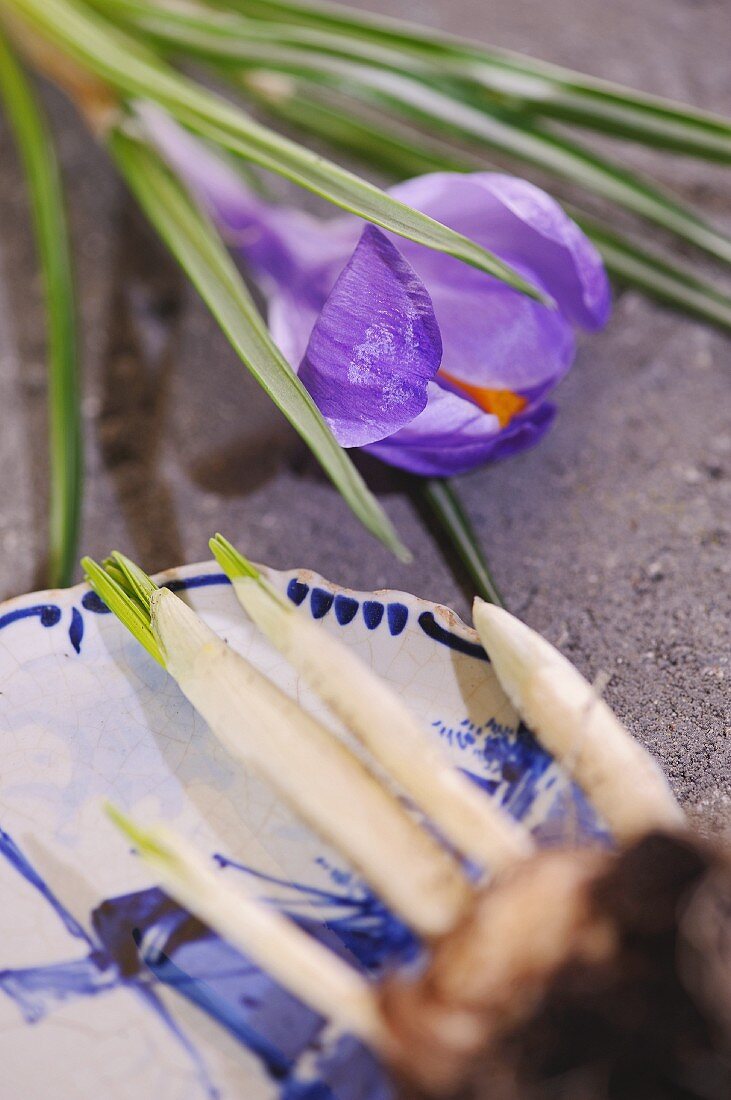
[68,607,84,654]
[213,856,419,974]
[0,570,488,665]
[418,611,488,662]
[361,601,384,631]
[431,717,608,845]
[310,588,335,619]
[334,595,359,626]
[0,571,482,665]
[386,603,408,637]
[166,574,232,593]
[0,603,62,631]
[287,579,309,606]
[1,574,232,656]
[81,590,111,614]
[0,824,396,1100]
[285,583,411,640]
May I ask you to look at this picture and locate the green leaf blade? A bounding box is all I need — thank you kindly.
[6,0,547,302]
[223,0,731,161]
[226,54,731,269]
[0,30,82,587]
[101,0,731,268]
[420,479,504,608]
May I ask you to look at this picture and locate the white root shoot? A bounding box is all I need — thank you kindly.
[151,588,472,938]
[230,574,533,873]
[109,811,390,1051]
[472,600,684,843]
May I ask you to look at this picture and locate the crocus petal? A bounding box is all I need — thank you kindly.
[388,172,611,331]
[365,383,555,477]
[268,291,321,373]
[425,276,575,395]
[298,226,443,448]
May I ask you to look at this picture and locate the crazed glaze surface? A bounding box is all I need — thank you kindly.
[0,562,605,1098]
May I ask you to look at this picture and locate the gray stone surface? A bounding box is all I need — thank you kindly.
[0,0,728,827]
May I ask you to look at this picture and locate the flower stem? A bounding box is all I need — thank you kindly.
[420,478,504,608]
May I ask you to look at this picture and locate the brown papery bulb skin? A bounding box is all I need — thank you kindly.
[382,832,731,1100]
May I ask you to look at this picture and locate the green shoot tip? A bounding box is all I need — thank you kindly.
[109,551,159,608]
[104,802,171,863]
[81,553,165,667]
[209,534,260,580]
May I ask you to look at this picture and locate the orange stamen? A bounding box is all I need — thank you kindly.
[440,371,528,428]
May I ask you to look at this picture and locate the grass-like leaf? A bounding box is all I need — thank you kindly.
[251,83,731,334]
[222,0,731,161]
[221,52,731,268]
[256,82,468,178]
[246,76,477,175]
[109,124,408,557]
[0,30,82,587]
[6,0,547,303]
[63,0,731,323]
[419,479,504,608]
[90,0,731,265]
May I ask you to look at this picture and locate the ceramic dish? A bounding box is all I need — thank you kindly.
[0,562,605,1099]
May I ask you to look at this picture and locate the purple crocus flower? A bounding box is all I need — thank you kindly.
[145,108,610,477]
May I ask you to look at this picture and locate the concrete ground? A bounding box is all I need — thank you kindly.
[0,0,728,828]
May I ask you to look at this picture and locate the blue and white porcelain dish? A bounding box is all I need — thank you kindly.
[0,561,605,1099]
